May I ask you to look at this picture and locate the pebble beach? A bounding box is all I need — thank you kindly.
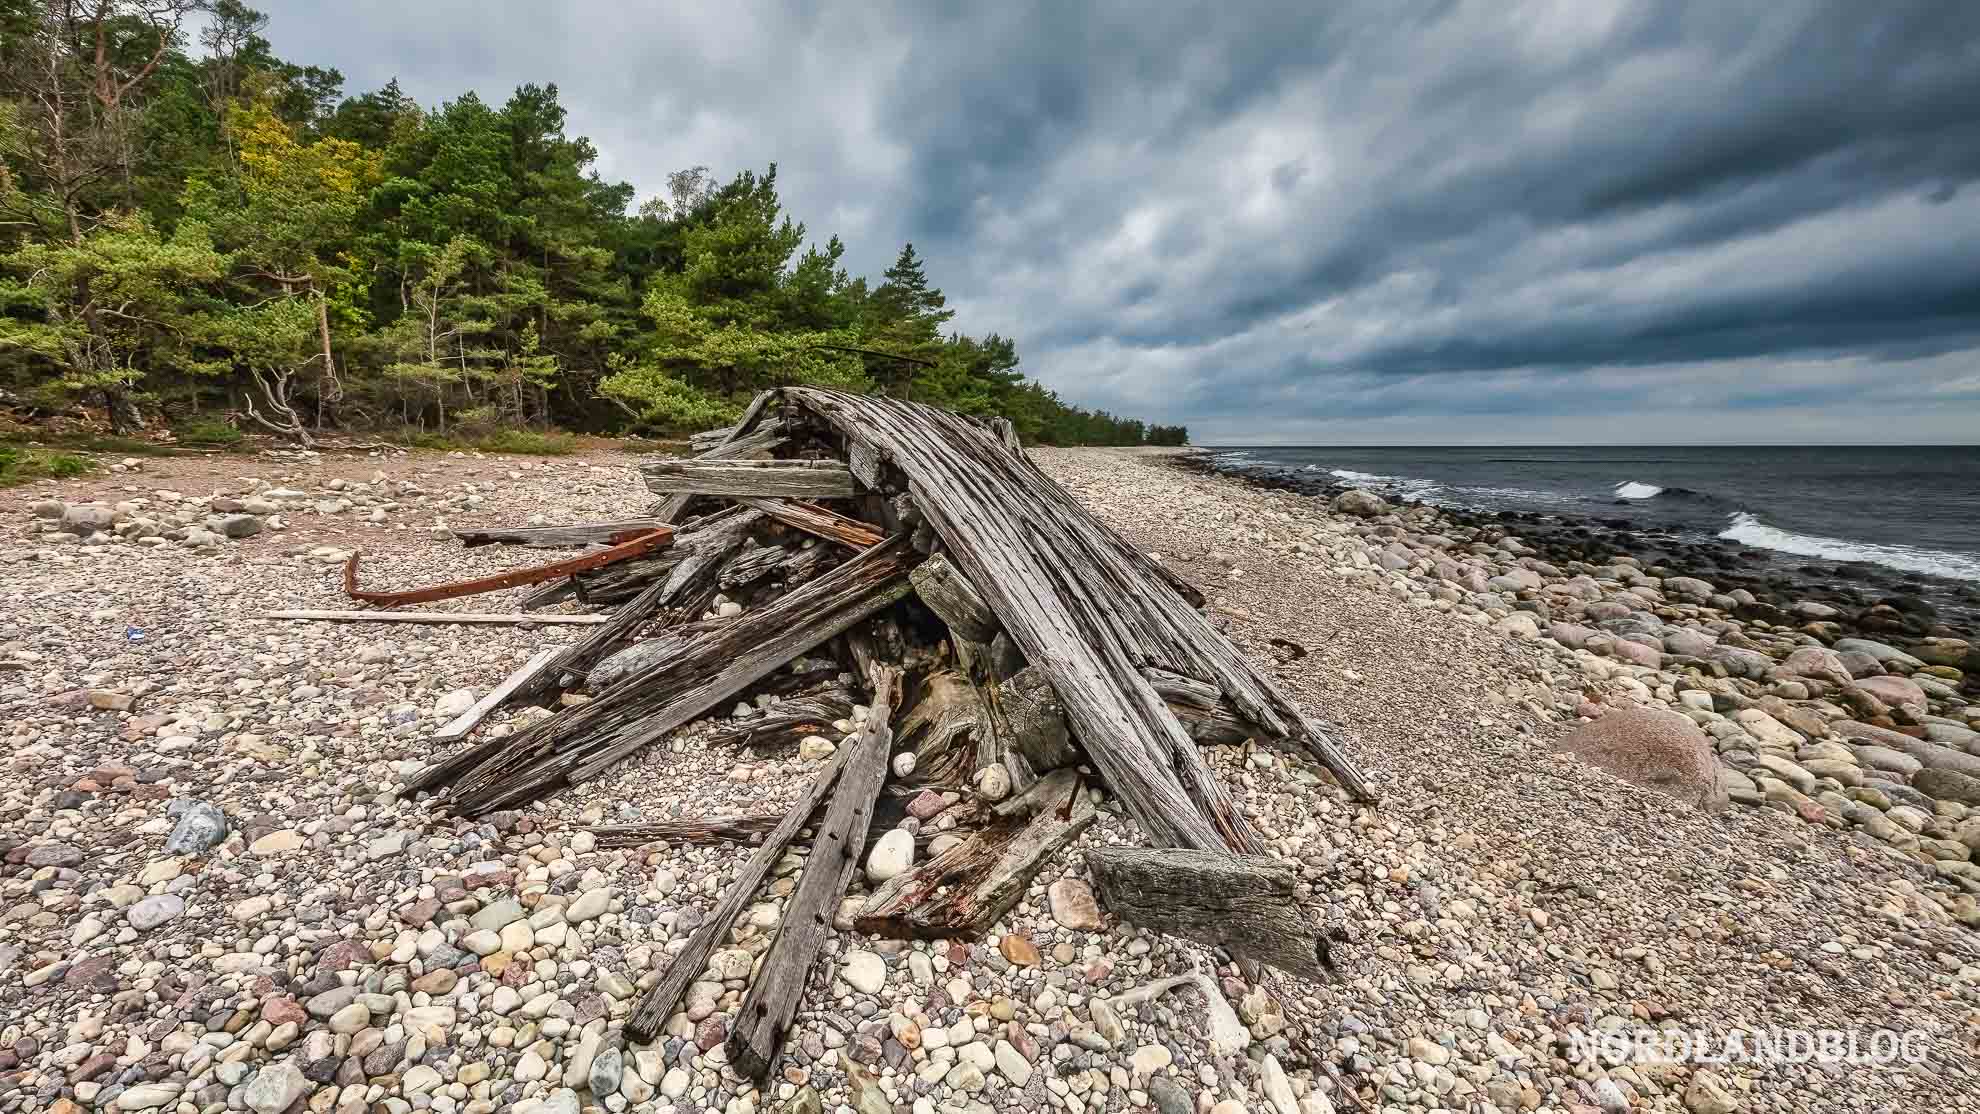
[3,443,1978,1114]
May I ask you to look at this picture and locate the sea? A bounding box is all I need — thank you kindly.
[1200,445,1980,586]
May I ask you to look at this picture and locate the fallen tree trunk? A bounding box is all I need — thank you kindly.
[404,536,920,813]
[1084,846,1328,980]
[854,769,1093,939]
[642,458,855,499]
[727,664,900,1080]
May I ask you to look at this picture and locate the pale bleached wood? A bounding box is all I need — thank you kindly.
[641,458,855,499]
[434,648,559,741]
[1085,846,1327,980]
[910,552,1000,643]
[736,497,886,549]
[263,610,607,626]
[786,388,1374,826]
[727,665,899,1080]
[622,738,860,1044]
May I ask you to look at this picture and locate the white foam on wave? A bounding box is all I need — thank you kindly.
[1329,468,1391,482]
[1613,480,1663,500]
[1719,512,1980,582]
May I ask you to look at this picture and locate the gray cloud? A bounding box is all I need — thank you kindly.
[256,0,1980,441]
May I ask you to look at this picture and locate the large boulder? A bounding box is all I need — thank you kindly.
[1854,674,1927,709]
[1555,705,1727,812]
[1329,489,1390,518]
[1834,638,1924,670]
[1914,768,1980,806]
[1777,646,1852,686]
[1836,723,1980,779]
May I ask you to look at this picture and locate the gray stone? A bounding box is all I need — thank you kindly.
[62,504,115,534]
[163,800,228,855]
[242,1059,311,1114]
[126,894,185,932]
[214,514,263,539]
[588,1045,623,1097]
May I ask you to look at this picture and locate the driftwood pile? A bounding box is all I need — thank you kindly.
[396,387,1375,1077]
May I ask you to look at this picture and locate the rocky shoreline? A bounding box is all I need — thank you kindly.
[1188,453,1980,631]
[1177,453,1980,918]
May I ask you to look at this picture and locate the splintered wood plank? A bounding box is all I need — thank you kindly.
[434,648,559,741]
[620,740,860,1045]
[785,388,1374,846]
[1085,847,1328,980]
[726,665,899,1080]
[455,520,666,549]
[404,536,919,812]
[737,497,887,550]
[641,458,856,499]
[854,769,1093,939]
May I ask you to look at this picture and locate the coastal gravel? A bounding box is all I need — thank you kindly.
[2,444,1977,1114]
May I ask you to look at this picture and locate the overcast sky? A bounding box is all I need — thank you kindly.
[256,0,1980,444]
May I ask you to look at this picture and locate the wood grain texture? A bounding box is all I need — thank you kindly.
[402,536,920,812]
[784,389,1373,814]
[854,769,1092,939]
[621,741,859,1044]
[736,497,887,549]
[1085,846,1327,980]
[641,458,856,499]
[726,665,899,1080]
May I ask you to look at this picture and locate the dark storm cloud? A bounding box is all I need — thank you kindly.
[252,0,1980,441]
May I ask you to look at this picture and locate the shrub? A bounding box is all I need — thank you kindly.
[175,417,244,445]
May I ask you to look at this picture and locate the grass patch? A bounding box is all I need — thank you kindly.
[0,444,95,487]
[173,417,245,446]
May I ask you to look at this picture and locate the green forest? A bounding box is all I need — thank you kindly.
[0,0,1186,449]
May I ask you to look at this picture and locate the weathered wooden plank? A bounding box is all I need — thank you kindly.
[657,401,787,523]
[621,740,861,1045]
[785,388,1374,825]
[788,389,1256,852]
[263,610,607,626]
[455,520,665,549]
[854,769,1093,939]
[519,512,761,700]
[737,498,887,549]
[434,648,559,741]
[641,458,855,499]
[1085,847,1327,980]
[727,665,899,1080]
[910,552,1000,643]
[1145,667,1253,746]
[405,536,920,812]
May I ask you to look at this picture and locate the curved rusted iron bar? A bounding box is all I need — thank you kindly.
[343,527,674,607]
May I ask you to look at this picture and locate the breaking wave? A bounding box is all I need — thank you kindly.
[1613,480,1664,500]
[1329,468,1391,482]
[1719,512,1980,581]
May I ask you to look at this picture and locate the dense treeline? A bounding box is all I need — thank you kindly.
[0,0,1182,447]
